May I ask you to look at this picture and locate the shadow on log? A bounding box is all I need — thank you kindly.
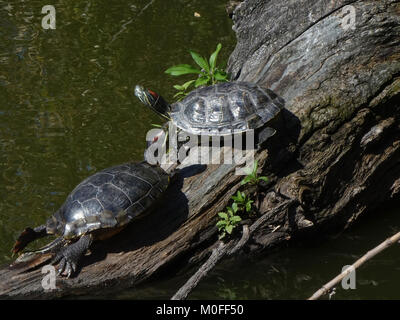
[1,0,400,299]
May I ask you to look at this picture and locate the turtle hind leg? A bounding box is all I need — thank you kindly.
[12,225,48,255]
[256,127,276,149]
[52,234,93,278]
[14,237,66,264]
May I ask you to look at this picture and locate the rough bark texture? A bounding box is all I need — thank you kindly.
[1,0,399,299]
[228,0,400,230]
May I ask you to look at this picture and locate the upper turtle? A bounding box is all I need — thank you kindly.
[134,82,284,136]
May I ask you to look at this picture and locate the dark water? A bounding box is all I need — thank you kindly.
[1,0,399,300]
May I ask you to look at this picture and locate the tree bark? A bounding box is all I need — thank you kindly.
[1,0,399,299]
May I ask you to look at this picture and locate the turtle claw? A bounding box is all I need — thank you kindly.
[51,235,92,278]
[66,262,76,278]
[53,249,79,278]
[57,257,66,275]
[56,257,69,277]
[58,259,77,278]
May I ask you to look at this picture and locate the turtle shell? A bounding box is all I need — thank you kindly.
[48,162,170,239]
[170,82,284,136]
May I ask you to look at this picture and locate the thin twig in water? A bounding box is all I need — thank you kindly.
[308,231,400,300]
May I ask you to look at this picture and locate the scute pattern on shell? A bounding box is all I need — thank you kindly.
[55,162,169,239]
[170,82,284,135]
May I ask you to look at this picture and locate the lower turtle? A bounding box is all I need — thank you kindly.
[12,161,170,277]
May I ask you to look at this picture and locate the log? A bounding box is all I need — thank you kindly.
[1,0,399,299]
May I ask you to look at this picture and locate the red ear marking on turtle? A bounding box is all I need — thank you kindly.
[148,89,159,99]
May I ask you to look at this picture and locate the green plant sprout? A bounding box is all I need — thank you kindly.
[216,161,270,239]
[216,191,253,240]
[231,191,254,213]
[216,205,242,240]
[241,160,269,186]
[165,43,229,100]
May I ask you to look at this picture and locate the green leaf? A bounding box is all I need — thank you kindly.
[218,212,228,220]
[216,221,227,229]
[226,225,233,234]
[231,191,242,202]
[151,123,163,128]
[214,70,228,81]
[195,76,210,87]
[252,160,258,175]
[216,220,227,227]
[232,202,238,213]
[258,176,269,183]
[241,176,252,185]
[181,79,196,90]
[173,92,185,98]
[165,64,201,76]
[173,85,185,91]
[245,202,252,212]
[219,232,226,240]
[231,215,242,223]
[209,43,222,71]
[227,207,233,215]
[190,51,210,73]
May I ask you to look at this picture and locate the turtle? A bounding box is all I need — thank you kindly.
[12,161,170,277]
[134,81,284,148]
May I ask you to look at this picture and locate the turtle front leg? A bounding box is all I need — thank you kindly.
[12,225,47,254]
[256,127,276,149]
[52,234,93,278]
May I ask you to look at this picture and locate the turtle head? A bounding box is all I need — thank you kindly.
[134,85,171,120]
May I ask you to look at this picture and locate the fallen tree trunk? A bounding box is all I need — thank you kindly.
[1,0,399,299]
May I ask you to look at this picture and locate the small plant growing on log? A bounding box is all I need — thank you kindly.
[231,190,254,214]
[216,204,242,240]
[165,43,229,100]
[216,192,253,240]
[216,161,269,239]
[241,160,269,186]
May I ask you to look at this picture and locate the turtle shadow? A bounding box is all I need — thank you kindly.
[261,107,303,177]
[78,164,206,272]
